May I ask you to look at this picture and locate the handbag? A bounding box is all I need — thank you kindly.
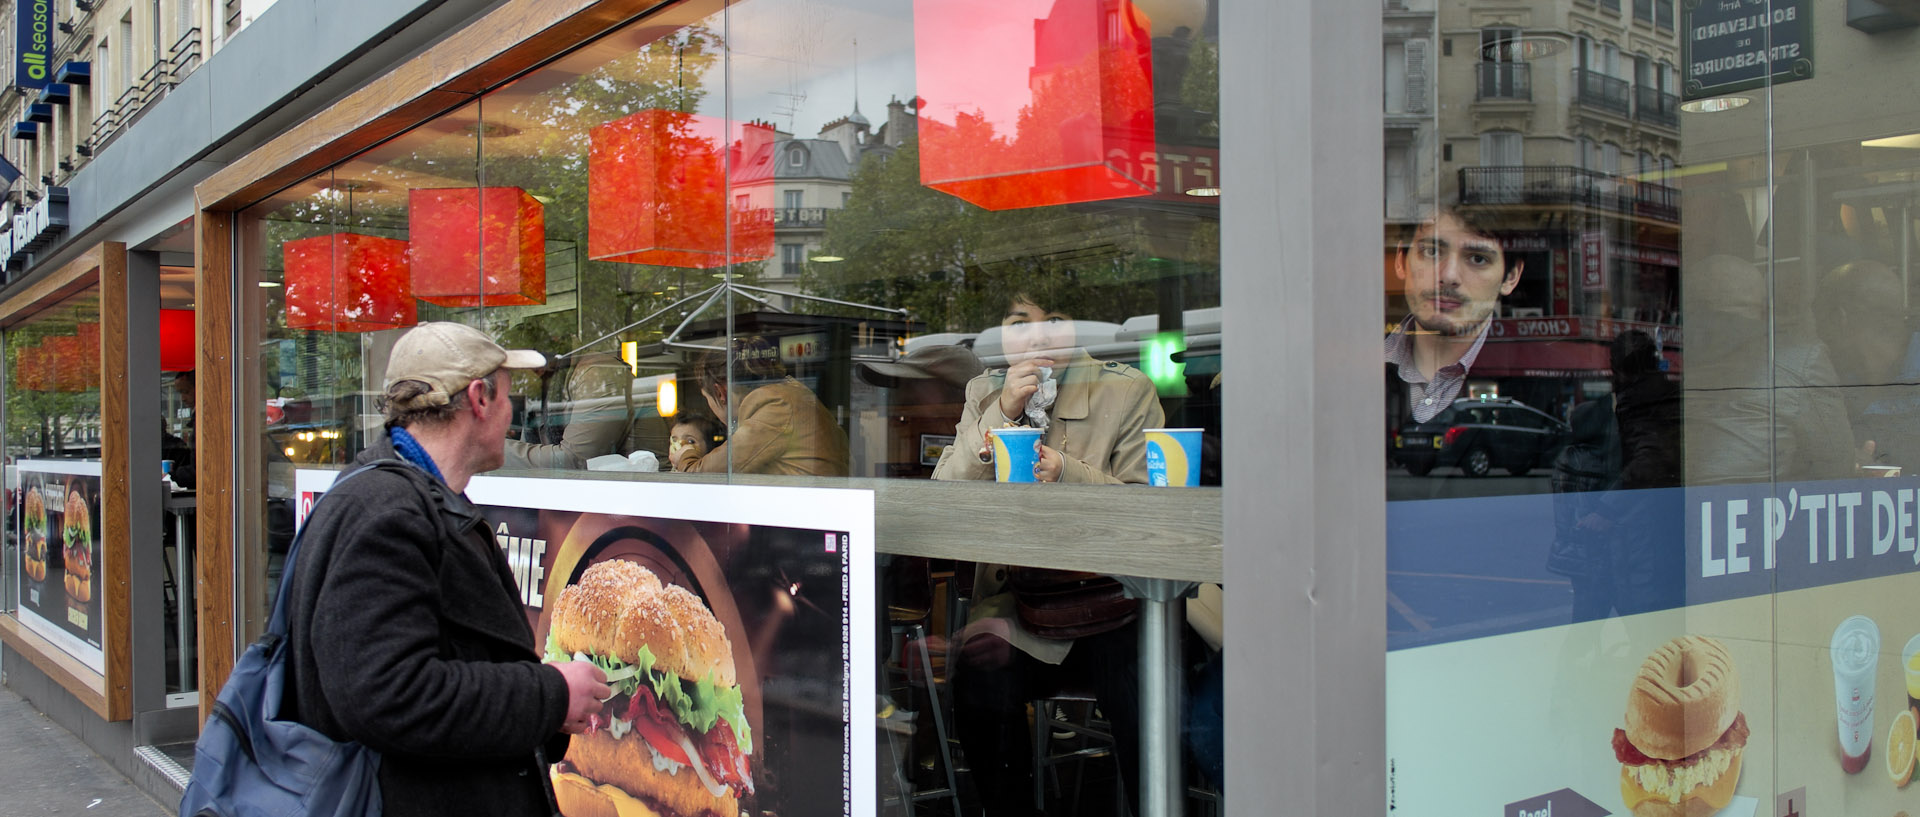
[1007,568,1140,640]
[178,461,405,817]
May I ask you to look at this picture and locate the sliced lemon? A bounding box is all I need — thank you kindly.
[1889,708,1917,787]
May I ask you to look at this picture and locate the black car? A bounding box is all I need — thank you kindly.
[1393,397,1569,477]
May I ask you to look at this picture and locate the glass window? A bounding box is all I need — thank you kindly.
[1385,1,1920,815]
[4,288,103,630]
[236,2,1225,815]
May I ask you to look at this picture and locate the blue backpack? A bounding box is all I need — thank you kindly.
[179,461,404,817]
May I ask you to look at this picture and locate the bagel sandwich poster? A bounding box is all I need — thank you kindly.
[296,471,877,817]
[13,460,104,673]
[1387,568,1920,815]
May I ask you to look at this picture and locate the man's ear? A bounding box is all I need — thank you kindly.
[1500,260,1525,296]
[706,381,727,404]
[1393,247,1411,282]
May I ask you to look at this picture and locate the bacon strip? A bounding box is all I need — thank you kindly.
[1613,712,1750,768]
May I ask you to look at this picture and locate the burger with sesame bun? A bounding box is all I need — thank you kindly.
[545,560,753,817]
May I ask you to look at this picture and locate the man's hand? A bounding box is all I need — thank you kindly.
[998,356,1056,421]
[551,660,611,734]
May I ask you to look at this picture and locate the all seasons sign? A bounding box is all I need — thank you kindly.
[1682,0,1812,98]
[14,0,51,89]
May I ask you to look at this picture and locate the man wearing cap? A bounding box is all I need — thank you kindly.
[284,322,612,816]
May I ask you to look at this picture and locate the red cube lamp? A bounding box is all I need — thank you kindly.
[587,109,773,268]
[914,0,1157,210]
[282,233,417,333]
[159,309,195,371]
[408,187,547,306]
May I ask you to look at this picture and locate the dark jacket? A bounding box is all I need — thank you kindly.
[285,429,571,816]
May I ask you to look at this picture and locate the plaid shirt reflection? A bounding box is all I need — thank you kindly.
[1384,316,1490,423]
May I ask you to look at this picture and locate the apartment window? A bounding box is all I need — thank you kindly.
[841,191,852,207]
[787,147,805,168]
[1601,142,1621,177]
[1635,55,1652,89]
[1480,130,1522,167]
[1577,136,1596,172]
[1384,40,1407,113]
[784,189,803,210]
[780,243,804,275]
[1634,0,1653,23]
[1656,0,1674,29]
[735,193,750,211]
[1658,61,1675,93]
[119,14,133,92]
[153,0,163,63]
[1384,146,1412,221]
[96,40,110,119]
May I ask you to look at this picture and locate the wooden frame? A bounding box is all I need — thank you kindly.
[0,242,133,722]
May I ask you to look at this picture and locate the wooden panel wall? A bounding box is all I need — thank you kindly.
[97,242,132,722]
[194,209,234,725]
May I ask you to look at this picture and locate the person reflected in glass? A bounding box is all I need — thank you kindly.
[1815,260,1920,474]
[1602,330,1684,615]
[504,353,655,470]
[1385,205,1524,425]
[931,291,1164,817]
[666,411,724,472]
[1684,254,1855,485]
[1547,397,1621,622]
[673,336,849,476]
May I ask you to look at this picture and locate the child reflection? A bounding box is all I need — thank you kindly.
[930,291,1164,817]
[666,411,724,472]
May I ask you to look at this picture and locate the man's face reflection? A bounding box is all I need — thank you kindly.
[1397,212,1522,337]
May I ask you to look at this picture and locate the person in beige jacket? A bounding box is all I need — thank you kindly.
[931,292,1163,817]
[674,336,850,477]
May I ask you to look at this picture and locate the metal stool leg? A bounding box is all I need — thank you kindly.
[912,624,963,816]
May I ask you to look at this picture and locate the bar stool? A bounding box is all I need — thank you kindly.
[1031,691,1122,816]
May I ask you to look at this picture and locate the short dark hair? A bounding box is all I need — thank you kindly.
[670,410,726,445]
[1398,204,1526,274]
[380,370,498,429]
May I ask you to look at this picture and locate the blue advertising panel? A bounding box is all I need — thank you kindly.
[1683,0,1812,98]
[15,0,52,89]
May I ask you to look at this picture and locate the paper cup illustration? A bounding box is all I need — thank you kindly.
[1144,428,1204,487]
[992,427,1045,483]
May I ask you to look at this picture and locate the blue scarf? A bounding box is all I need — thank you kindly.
[388,426,445,484]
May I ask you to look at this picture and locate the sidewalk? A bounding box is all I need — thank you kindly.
[0,686,170,816]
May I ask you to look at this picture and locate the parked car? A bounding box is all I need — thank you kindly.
[1393,396,1569,477]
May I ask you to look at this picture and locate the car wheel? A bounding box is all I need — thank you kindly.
[1405,461,1433,477]
[1462,447,1492,478]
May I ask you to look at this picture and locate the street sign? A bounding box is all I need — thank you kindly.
[1683,0,1813,99]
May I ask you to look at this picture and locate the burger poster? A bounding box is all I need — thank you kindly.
[297,471,876,817]
[13,459,104,673]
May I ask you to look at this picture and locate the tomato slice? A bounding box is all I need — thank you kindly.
[623,686,693,767]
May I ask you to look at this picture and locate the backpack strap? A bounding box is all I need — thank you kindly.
[265,458,417,637]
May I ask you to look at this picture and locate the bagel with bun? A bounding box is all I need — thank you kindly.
[62,487,92,603]
[1613,635,1748,816]
[544,560,753,817]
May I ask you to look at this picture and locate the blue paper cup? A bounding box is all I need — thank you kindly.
[1144,428,1204,487]
[991,427,1045,483]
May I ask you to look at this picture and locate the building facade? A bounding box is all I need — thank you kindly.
[1,0,1915,815]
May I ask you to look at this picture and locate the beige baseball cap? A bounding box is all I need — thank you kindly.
[384,322,545,408]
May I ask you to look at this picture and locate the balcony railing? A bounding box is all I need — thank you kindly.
[1635,87,1680,128]
[1573,68,1631,117]
[774,207,831,228]
[1458,165,1680,223]
[86,29,205,157]
[1476,62,1531,101]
